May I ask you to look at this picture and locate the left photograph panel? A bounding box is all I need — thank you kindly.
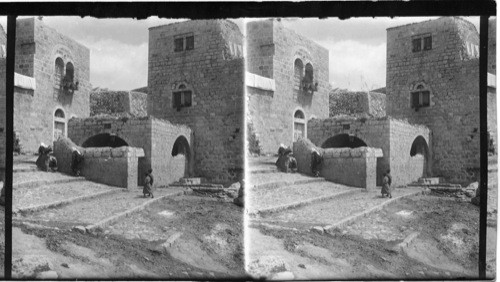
[10,16,245,279]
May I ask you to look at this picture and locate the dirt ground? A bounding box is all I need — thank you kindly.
[250,193,495,280]
[12,195,245,279]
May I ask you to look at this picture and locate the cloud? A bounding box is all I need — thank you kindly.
[317,39,387,91]
[86,39,148,90]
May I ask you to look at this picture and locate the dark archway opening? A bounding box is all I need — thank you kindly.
[409,135,430,179]
[410,136,428,157]
[82,133,128,148]
[321,134,367,149]
[171,135,191,179]
[172,136,190,157]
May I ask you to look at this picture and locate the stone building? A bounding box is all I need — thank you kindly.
[386,16,495,184]
[2,18,91,154]
[148,20,245,183]
[246,19,330,154]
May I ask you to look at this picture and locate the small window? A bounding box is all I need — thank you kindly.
[411,89,430,109]
[423,36,432,50]
[412,38,422,52]
[174,34,194,52]
[174,38,184,52]
[185,36,194,50]
[173,85,193,110]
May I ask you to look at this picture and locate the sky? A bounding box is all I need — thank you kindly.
[0,16,480,91]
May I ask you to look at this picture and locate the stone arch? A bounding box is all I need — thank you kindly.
[409,135,430,178]
[81,133,128,148]
[53,108,66,141]
[293,108,306,142]
[171,135,191,179]
[321,134,368,149]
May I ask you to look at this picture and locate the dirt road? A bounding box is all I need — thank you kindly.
[13,195,245,279]
[248,193,495,280]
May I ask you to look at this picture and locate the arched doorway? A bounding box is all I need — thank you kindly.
[293,109,306,142]
[321,134,367,148]
[81,133,128,148]
[53,108,66,141]
[409,135,430,179]
[171,135,191,180]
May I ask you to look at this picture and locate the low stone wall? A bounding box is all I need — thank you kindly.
[53,137,144,189]
[292,137,383,189]
[321,147,383,189]
[82,146,144,189]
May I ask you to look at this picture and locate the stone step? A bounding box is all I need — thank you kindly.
[254,187,423,230]
[19,187,188,228]
[14,171,85,189]
[13,164,38,173]
[253,176,326,190]
[179,177,205,185]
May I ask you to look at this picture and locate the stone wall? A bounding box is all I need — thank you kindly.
[246,19,330,154]
[90,90,147,117]
[148,20,244,184]
[68,116,192,187]
[53,137,144,189]
[386,17,481,184]
[14,18,90,153]
[308,117,430,187]
[329,90,386,118]
[321,147,382,189]
[81,147,144,189]
[292,137,382,189]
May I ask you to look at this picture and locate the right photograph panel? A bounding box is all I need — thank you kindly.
[245,17,496,280]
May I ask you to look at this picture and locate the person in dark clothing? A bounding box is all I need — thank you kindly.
[381,169,393,198]
[143,169,154,198]
[71,148,84,176]
[311,149,323,177]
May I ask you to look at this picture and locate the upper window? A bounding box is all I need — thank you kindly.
[412,38,422,52]
[412,34,432,52]
[173,84,192,110]
[411,85,430,109]
[54,57,64,88]
[174,33,194,52]
[423,36,432,50]
[294,59,303,90]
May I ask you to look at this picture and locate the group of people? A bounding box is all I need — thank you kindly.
[275,144,298,173]
[275,144,323,177]
[36,143,58,172]
[36,143,85,177]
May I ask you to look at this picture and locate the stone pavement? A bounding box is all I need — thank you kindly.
[14,181,118,211]
[13,158,188,229]
[255,187,422,229]
[23,187,186,226]
[248,156,423,230]
[248,180,357,214]
[13,171,85,188]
